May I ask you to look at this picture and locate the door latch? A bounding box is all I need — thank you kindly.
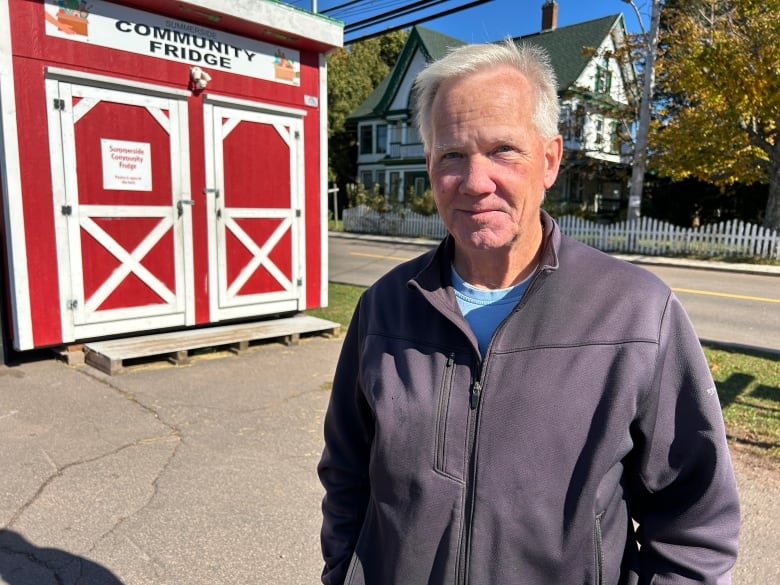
[177,199,195,217]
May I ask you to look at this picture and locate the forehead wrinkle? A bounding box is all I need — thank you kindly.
[433,131,518,153]
[433,142,460,152]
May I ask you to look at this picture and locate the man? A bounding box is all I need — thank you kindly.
[318,40,740,585]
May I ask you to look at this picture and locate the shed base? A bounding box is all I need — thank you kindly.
[82,315,340,375]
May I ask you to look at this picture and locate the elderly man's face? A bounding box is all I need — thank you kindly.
[426,65,561,255]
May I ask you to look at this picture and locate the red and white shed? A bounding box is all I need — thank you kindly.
[0,0,342,352]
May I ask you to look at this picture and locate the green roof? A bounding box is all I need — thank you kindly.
[517,14,622,91]
[415,26,466,61]
[348,14,623,121]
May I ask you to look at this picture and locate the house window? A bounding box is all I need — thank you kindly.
[595,118,604,145]
[559,105,571,139]
[376,170,386,195]
[414,177,426,196]
[574,105,585,141]
[361,171,373,189]
[609,121,621,154]
[389,172,401,200]
[376,124,387,154]
[360,125,373,155]
[404,171,428,199]
[595,63,612,95]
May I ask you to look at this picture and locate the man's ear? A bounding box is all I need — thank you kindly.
[543,135,563,189]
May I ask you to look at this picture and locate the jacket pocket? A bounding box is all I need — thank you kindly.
[594,512,605,585]
[434,352,461,480]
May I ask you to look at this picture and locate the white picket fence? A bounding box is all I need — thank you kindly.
[557,215,779,259]
[343,205,449,240]
[341,205,780,260]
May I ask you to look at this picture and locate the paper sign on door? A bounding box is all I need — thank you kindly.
[101,139,152,191]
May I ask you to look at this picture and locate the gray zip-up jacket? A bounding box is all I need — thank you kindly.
[318,212,739,585]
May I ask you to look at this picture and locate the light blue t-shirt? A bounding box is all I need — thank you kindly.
[452,266,532,356]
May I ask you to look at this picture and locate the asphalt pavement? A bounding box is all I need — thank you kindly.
[0,339,340,584]
[0,235,778,584]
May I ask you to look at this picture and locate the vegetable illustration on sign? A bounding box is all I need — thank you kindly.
[46,0,91,36]
[274,49,297,82]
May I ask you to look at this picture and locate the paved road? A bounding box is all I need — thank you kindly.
[328,233,780,353]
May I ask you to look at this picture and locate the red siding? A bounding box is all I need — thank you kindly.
[4,0,329,347]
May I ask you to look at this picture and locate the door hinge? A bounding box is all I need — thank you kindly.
[296,278,303,287]
[295,209,302,217]
[53,98,66,110]
[61,205,72,216]
[66,299,78,311]
[294,130,301,140]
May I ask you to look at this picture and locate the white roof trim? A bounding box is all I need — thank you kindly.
[178,0,343,49]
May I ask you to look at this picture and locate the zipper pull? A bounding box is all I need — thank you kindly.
[470,380,482,409]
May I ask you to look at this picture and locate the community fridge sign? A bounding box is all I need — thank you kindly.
[44,0,300,85]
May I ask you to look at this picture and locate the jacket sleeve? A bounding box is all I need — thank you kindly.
[629,292,740,584]
[317,297,374,585]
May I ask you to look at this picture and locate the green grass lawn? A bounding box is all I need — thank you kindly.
[705,345,780,464]
[308,282,780,466]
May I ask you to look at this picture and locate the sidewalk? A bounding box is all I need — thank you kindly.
[0,335,778,584]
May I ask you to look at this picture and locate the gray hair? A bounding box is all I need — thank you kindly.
[413,38,560,152]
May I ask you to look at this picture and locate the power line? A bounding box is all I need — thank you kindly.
[344,0,496,43]
[345,0,451,33]
[329,0,442,22]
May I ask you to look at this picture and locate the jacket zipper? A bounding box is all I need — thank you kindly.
[456,268,549,585]
[457,361,483,585]
[435,352,456,473]
[594,513,604,585]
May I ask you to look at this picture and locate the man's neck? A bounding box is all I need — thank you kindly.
[453,227,543,290]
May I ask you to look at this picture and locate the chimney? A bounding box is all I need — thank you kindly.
[541,0,558,31]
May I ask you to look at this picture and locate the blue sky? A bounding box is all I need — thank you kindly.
[290,1,650,42]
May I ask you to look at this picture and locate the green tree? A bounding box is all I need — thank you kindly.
[327,30,408,191]
[651,0,780,229]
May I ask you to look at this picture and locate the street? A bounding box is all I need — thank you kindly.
[328,234,780,353]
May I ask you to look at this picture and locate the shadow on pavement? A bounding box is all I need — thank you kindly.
[0,530,124,585]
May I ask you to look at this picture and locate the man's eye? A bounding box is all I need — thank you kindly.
[441,152,462,160]
[493,145,513,154]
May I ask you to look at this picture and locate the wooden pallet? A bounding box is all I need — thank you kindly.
[83,315,340,375]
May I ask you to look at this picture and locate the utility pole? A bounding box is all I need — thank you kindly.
[625,0,662,220]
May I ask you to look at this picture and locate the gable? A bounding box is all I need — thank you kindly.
[517,14,622,92]
[387,49,429,113]
[347,26,464,123]
[572,32,631,106]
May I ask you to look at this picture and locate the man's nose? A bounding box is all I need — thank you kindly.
[460,156,496,196]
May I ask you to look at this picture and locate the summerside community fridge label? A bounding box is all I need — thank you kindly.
[101,139,152,191]
[44,0,301,85]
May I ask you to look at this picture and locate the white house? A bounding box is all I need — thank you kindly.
[348,1,636,219]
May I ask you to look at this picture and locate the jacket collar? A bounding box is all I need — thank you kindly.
[412,210,561,294]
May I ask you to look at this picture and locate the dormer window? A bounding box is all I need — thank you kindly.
[595,62,612,95]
